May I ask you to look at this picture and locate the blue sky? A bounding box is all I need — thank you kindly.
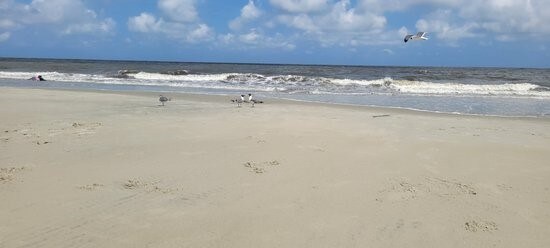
[0,0,549,67]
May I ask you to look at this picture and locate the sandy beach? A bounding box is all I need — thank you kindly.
[1,87,549,247]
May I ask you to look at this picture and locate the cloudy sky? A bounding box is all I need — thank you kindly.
[0,0,549,67]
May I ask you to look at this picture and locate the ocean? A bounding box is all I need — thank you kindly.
[1,57,549,117]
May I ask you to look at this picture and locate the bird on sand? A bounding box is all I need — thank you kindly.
[247,93,263,107]
[230,95,245,107]
[159,95,171,106]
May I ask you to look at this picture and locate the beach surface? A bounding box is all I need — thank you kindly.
[1,87,549,248]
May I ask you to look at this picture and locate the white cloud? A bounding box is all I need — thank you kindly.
[128,13,160,33]
[0,31,10,42]
[218,33,236,45]
[0,0,115,36]
[128,1,214,43]
[24,0,93,24]
[3,0,549,52]
[158,0,198,23]
[269,0,329,13]
[274,0,388,46]
[187,24,214,42]
[458,0,550,38]
[361,0,550,43]
[240,30,262,44]
[415,9,479,46]
[0,19,17,29]
[218,29,296,51]
[322,0,386,31]
[63,18,116,35]
[277,14,318,32]
[357,0,462,12]
[241,0,262,19]
[230,0,262,30]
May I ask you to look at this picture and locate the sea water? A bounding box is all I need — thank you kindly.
[1,58,549,117]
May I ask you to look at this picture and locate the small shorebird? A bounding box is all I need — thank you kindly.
[159,95,171,106]
[231,95,245,107]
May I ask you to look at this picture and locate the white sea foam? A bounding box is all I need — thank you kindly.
[331,77,393,87]
[131,72,230,82]
[388,80,549,97]
[1,71,549,98]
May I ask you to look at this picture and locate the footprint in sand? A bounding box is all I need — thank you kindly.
[123,178,154,190]
[0,166,27,183]
[376,180,420,202]
[464,220,498,232]
[376,176,477,202]
[77,183,104,191]
[43,121,103,137]
[5,127,40,140]
[122,178,182,194]
[424,177,478,196]
[3,122,102,144]
[2,130,50,144]
[71,122,103,135]
[243,160,280,174]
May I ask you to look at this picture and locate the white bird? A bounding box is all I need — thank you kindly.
[230,95,245,107]
[247,93,263,107]
[159,95,171,106]
[404,32,429,43]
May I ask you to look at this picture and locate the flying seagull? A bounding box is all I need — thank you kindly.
[404,32,429,43]
[159,95,171,106]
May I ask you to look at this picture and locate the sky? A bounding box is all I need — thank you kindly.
[0,0,549,67]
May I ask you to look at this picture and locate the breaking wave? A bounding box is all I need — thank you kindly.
[0,70,549,98]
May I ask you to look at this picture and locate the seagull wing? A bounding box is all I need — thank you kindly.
[416,32,425,37]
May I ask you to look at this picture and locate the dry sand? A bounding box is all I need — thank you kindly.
[1,87,549,247]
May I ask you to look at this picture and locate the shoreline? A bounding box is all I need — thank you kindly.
[2,85,549,120]
[1,86,549,247]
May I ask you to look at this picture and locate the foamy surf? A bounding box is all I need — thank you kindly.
[1,70,549,98]
[1,58,549,116]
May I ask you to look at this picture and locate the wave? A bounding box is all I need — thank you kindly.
[132,71,228,82]
[161,69,189,75]
[1,70,549,98]
[387,80,546,97]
